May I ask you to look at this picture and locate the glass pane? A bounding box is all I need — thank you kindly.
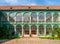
[31,25,37,34]
[46,24,52,35]
[46,12,52,22]
[53,12,59,22]
[0,13,7,21]
[31,12,37,22]
[39,12,44,22]
[16,13,22,22]
[9,13,15,22]
[39,24,44,35]
[16,25,22,36]
[24,24,29,34]
[24,12,30,22]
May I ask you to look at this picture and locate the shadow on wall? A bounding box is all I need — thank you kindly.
[0,11,15,44]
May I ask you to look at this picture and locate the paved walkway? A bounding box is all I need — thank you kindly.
[1,37,60,44]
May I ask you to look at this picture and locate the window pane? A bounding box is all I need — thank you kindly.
[24,12,30,22]
[16,25,22,36]
[46,24,52,35]
[53,12,59,22]
[9,13,15,22]
[39,12,44,22]
[0,13,7,21]
[16,13,22,22]
[31,12,37,22]
[39,24,44,35]
[46,12,52,22]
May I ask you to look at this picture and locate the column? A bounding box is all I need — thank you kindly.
[14,13,16,36]
[52,13,53,23]
[30,12,31,23]
[44,12,46,23]
[7,13,9,21]
[29,25,31,37]
[22,25,24,37]
[14,25,16,36]
[37,13,39,23]
[44,12,46,36]
[22,14,24,24]
[37,25,39,36]
[44,25,46,36]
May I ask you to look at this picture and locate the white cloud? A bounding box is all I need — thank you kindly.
[5,0,18,5]
[4,0,37,6]
[30,3,37,6]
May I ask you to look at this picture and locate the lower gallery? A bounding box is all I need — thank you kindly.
[0,6,60,37]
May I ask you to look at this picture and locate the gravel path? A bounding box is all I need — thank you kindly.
[0,37,60,44]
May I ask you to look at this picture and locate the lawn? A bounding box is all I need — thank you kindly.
[40,37,60,40]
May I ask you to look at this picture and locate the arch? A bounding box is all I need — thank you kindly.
[16,24,22,36]
[31,12,37,22]
[38,12,44,22]
[46,24,52,35]
[23,12,30,22]
[23,24,29,34]
[0,12,7,21]
[9,24,15,36]
[9,12,16,22]
[53,12,59,22]
[53,24,59,29]
[39,24,44,35]
[31,25,37,34]
[16,13,22,22]
[46,12,52,22]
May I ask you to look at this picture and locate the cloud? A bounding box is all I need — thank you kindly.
[5,0,18,5]
[4,0,37,6]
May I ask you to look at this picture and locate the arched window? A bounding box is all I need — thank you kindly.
[53,12,59,22]
[23,24,29,34]
[46,12,52,22]
[31,12,37,22]
[53,24,59,34]
[53,24,59,30]
[16,13,22,22]
[9,12,15,22]
[31,25,37,34]
[46,24,52,35]
[24,12,30,22]
[16,25,22,36]
[39,12,44,22]
[39,24,44,35]
[0,12,7,21]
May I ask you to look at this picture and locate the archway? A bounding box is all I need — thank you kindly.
[39,24,44,36]
[23,24,29,37]
[31,25,37,35]
[16,25,22,36]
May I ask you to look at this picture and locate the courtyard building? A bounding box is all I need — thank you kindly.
[0,6,60,37]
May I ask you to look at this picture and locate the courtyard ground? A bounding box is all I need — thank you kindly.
[0,37,60,44]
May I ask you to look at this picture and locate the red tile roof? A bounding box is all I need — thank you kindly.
[0,6,60,10]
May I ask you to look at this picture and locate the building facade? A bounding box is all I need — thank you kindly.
[0,6,60,37]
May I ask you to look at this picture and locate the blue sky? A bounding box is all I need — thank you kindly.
[0,0,60,6]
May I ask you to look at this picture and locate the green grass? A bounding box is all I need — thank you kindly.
[40,37,60,40]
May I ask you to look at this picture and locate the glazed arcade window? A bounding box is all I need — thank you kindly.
[46,12,52,22]
[46,24,52,35]
[39,24,44,35]
[31,12,37,22]
[16,13,22,22]
[9,12,16,22]
[38,12,44,22]
[0,13,7,22]
[23,12,30,22]
[16,25,22,35]
[53,12,59,22]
